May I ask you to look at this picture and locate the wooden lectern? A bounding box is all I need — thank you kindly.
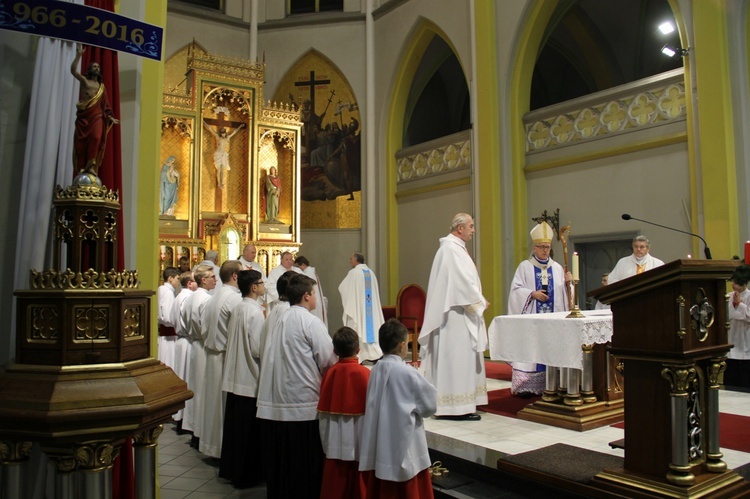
[589,259,750,498]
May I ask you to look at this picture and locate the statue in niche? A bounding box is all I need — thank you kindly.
[265,166,282,223]
[160,155,179,216]
[202,110,245,190]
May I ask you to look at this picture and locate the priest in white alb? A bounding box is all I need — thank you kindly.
[266,251,302,313]
[238,243,265,277]
[607,235,664,284]
[338,252,384,363]
[419,213,488,421]
[507,221,571,396]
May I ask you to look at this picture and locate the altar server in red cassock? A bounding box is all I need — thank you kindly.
[317,327,370,499]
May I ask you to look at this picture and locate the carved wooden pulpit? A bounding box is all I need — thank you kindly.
[589,259,750,498]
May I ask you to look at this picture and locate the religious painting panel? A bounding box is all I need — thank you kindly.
[200,84,254,216]
[159,116,193,230]
[272,50,361,229]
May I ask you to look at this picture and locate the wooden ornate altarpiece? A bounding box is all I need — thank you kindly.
[159,44,302,274]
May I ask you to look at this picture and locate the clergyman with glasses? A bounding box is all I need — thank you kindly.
[507,221,572,397]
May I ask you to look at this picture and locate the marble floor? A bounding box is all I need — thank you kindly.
[157,376,750,498]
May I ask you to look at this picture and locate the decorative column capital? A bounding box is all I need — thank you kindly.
[661,364,697,397]
[73,441,120,471]
[47,454,77,474]
[0,440,33,463]
[133,425,163,448]
[707,357,727,388]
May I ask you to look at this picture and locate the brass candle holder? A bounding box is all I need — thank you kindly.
[566,279,585,318]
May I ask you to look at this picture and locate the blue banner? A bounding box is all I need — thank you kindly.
[0,0,163,61]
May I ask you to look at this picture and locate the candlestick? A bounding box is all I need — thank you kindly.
[566,279,585,318]
[572,252,579,281]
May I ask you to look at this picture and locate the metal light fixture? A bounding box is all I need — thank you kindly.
[661,44,689,58]
[658,21,675,35]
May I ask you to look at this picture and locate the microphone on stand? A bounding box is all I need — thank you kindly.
[621,214,712,259]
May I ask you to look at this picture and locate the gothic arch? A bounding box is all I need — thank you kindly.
[271,49,362,228]
[383,17,468,295]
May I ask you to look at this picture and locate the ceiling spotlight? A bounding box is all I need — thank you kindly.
[658,22,675,35]
[661,44,688,58]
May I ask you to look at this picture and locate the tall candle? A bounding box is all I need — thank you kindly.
[572,252,579,281]
[745,241,750,264]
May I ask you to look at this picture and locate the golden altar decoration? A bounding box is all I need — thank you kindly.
[159,43,302,274]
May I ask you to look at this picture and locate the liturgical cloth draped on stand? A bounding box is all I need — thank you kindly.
[488,309,621,431]
[488,310,613,370]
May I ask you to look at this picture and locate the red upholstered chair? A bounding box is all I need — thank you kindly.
[382,305,397,322]
[395,284,426,363]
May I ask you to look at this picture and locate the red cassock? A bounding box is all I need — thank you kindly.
[317,358,370,499]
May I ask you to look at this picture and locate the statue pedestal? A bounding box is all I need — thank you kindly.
[259,222,292,235]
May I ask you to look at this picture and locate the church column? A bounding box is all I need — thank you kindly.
[48,454,77,499]
[564,368,582,406]
[581,343,597,403]
[76,441,118,499]
[684,0,739,258]
[0,440,32,499]
[133,426,163,497]
[365,0,376,266]
[661,363,696,486]
[705,357,727,473]
[249,0,259,63]
[542,368,559,402]
[471,0,503,311]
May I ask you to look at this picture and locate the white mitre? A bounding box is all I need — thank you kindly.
[530,221,553,244]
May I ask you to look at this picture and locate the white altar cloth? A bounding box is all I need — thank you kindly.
[488,310,613,370]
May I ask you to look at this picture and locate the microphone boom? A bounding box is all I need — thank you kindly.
[621,213,712,259]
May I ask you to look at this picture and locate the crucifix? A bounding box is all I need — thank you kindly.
[203,106,246,212]
[295,71,334,163]
[294,70,331,117]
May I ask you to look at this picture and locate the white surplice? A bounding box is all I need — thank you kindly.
[157,282,177,369]
[170,287,193,422]
[256,305,336,422]
[181,287,212,434]
[260,301,290,367]
[338,264,384,362]
[358,354,437,482]
[223,297,265,397]
[419,233,488,415]
[200,285,242,457]
[302,266,328,329]
[607,253,664,285]
[729,288,750,360]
